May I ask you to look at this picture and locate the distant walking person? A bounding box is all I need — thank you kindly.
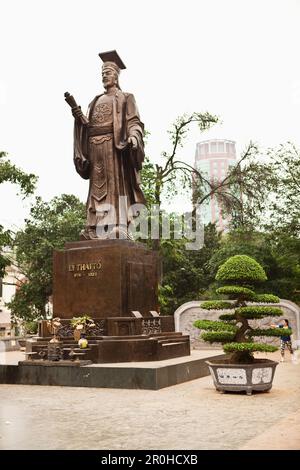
[271,319,294,362]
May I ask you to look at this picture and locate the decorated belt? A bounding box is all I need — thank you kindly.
[87,125,113,137]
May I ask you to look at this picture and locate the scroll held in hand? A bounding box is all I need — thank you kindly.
[64,92,88,125]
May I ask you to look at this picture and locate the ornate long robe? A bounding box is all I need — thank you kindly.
[73,91,146,237]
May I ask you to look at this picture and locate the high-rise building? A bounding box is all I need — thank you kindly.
[194,139,236,230]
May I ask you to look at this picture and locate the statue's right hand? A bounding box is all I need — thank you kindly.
[72,105,84,120]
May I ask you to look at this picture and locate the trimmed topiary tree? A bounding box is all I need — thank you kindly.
[194,255,291,364]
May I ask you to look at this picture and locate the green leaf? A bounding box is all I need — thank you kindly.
[194,319,238,332]
[223,342,278,353]
[201,331,236,343]
[248,328,292,338]
[252,293,280,303]
[7,194,85,322]
[0,151,37,196]
[219,313,237,321]
[236,306,282,319]
[200,300,233,310]
[216,285,255,299]
[216,255,267,284]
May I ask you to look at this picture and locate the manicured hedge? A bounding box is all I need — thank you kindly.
[194,319,238,332]
[252,293,280,303]
[223,342,278,353]
[202,331,236,343]
[216,255,267,284]
[235,306,282,319]
[248,328,292,337]
[219,313,237,321]
[216,285,255,299]
[200,300,232,310]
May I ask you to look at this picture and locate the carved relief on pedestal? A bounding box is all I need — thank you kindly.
[142,318,161,335]
[57,324,74,338]
[57,319,107,338]
[89,319,106,336]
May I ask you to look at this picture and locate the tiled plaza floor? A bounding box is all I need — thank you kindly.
[0,350,299,450]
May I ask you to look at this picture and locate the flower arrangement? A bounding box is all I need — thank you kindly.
[70,315,96,338]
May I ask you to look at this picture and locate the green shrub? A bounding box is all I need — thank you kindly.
[252,294,280,303]
[194,255,285,363]
[223,342,278,353]
[235,306,282,319]
[248,328,292,337]
[24,320,38,334]
[200,300,232,310]
[219,313,236,321]
[216,285,255,300]
[202,331,236,343]
[194,319,238,332]
[216,255,267,284]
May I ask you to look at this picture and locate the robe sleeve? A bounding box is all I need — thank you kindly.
[73,117,90,180]
[126,94,145,171]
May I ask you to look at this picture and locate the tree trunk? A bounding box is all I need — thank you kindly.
[229,351,254,364]
[152,172,162,251]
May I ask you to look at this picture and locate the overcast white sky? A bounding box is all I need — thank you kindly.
[1,0,300,229]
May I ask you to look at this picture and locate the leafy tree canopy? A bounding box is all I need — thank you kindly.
[0,151,37,197]
[0,151,38,277]
[216,254,267,284]
[7,194,85,322]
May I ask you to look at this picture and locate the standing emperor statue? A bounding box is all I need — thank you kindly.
[69,50,146,240]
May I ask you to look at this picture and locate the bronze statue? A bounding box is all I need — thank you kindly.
[65,50,146,239]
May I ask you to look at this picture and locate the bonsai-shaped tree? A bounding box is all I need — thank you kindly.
[194,255,292,363]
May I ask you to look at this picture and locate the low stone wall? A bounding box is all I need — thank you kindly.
[0,337,23,352]
[174,300,300,350]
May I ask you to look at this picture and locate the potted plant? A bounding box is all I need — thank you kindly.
[194,255,291,395]
[70,315,95,348]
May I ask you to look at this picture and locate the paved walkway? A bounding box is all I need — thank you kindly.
[0,350,299,450]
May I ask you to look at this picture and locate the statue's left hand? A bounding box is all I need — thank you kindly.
[128,136,138,150]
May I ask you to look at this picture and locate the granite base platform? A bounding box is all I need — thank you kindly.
[0,350,224,390]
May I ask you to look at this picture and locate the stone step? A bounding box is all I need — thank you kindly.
[63,348,91,352]
[157,337,189,344]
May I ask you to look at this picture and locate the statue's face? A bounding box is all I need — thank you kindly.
[102,67,118,88]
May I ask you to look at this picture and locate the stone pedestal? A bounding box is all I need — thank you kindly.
[35,239,191,363]
[53,239,160,318]
[1,352,224,390]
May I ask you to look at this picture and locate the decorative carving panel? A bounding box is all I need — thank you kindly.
[89,319,106,336]
[57,319,106,338]
[57,324,74,338]
[216,367,247,384]
[252,367,272,384]
[142,318,161,335]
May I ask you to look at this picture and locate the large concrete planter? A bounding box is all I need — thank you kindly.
[206,359,278,395]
